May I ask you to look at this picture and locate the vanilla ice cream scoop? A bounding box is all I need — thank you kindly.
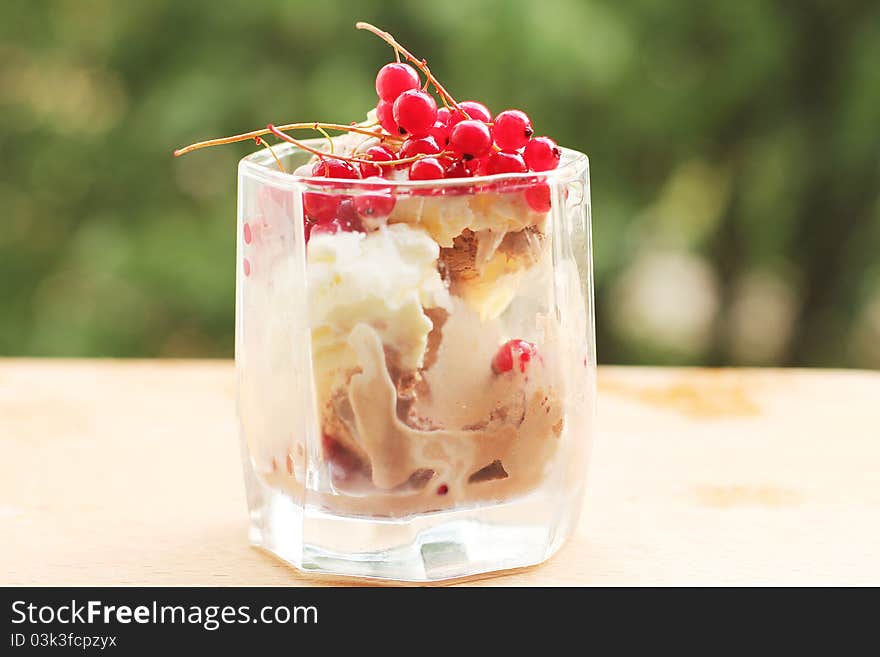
[307,223,451,398]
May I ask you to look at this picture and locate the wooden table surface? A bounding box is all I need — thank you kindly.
[1,360,878,586]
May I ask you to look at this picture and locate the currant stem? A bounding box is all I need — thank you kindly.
[315,125,334,154]
[355,21,466,116]
[267,124,451,168]
[173,122,397,157]
[255,136,287,173]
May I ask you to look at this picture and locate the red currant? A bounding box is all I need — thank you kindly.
[524,137,561,172]
[473,156,491,176]
[428,121,450,148]
[435,154,454,168]
[465,157,482,175]
[377,99,400,135]
[492,339,538,374]
[359,144,396,178]
[311,157,359,179]
[443,159,470,178]
[335,198,363,231]
[524,183,551,212]
[454,100,492,124]
[393,90,438,137]
[375,63,421,102]
[436,106,453,127]
[484,151,528,175]
[409,157,445,180]
[399,135,441,160]
[303,191,340,222]
[449,120,492,160]
[493,109,533,151]
[354,192,396,219]
[311,199,364,236]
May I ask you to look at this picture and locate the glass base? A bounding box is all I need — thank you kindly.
[248,486,572,582]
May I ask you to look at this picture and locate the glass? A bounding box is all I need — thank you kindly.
[236,140,595,581]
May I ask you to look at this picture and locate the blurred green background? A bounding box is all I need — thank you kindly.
[2,0,879,366]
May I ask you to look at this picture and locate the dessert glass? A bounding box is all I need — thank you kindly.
[236,139,594,581]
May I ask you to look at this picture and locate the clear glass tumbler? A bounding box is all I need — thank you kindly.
[236,140,595,581]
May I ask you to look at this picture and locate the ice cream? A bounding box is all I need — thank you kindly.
[308,223,450,400]
[257,146,568,516]
[237,78,568,518]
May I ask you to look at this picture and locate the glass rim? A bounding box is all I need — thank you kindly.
[238,138,588,190]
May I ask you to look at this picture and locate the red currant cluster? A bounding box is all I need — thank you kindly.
[174,22,565,239]
[301,156,398,240]
[372,62,560,183]
[300,61,562,236]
